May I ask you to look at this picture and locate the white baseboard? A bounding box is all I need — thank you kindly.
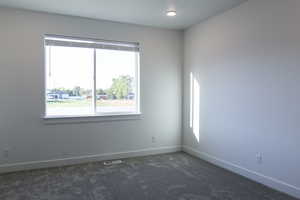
[0,145,181,174]
[182,145,300,199]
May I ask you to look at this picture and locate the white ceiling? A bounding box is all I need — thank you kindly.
[0,0,247,29]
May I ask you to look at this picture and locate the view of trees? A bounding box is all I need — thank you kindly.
[49,87,92,97]
[107,75,133,99]
[96,75,133,99]
[48,75,134,100]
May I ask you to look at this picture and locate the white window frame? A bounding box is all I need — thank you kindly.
[43,35,141,122]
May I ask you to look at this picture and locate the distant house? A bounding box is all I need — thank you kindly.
[127,93,135,100]
[97,94,108,100]
[69,96,85,100]
[47,91,69,101]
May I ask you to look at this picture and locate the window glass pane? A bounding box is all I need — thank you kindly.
[96,49,138,113]
[46,46,94,116]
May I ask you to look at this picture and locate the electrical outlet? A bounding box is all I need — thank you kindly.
[256,153,262,164]
[151,136,156,143]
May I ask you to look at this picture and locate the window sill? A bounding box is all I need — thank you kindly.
[42,112,142,124]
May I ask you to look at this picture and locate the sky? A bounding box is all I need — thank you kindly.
[46,46,137,90]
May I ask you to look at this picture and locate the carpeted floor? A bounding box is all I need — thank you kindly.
[0,152,297,200]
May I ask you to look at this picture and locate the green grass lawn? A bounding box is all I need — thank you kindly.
[47,99,134,108]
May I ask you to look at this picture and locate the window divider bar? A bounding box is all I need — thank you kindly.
[93,49,97,114]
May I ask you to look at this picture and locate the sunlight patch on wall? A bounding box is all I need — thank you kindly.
[189,72,200,142]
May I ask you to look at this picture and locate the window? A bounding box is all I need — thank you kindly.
[44,35,140,118]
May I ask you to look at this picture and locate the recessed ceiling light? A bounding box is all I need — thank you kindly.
[166,10,177,17]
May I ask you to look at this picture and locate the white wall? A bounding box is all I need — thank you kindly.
[183,0,300,198]
[0,8,182,169]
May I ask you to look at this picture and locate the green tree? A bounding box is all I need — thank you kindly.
[97,88,106,95]
[73,86,81,96]
[108,75,133,99]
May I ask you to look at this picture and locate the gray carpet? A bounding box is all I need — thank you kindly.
[0,152,297,200]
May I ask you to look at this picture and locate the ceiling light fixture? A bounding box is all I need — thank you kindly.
[166,10,177,17]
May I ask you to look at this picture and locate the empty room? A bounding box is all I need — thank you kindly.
[0,0,299,199]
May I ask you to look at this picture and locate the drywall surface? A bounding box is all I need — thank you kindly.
[183,0,300,198]
[0,8,182,167]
